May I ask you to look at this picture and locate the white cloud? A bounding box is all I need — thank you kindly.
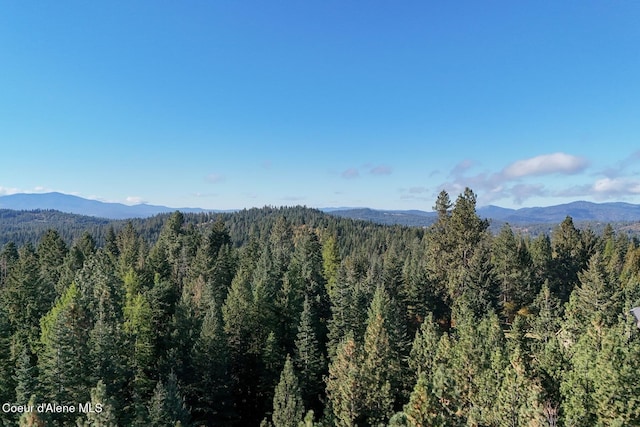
[503,152,588,178]
[125,196,147,205]
[592,178,640,195]
[0,186,20,195]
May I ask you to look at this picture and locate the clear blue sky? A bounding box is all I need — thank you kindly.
[1,1,639,210]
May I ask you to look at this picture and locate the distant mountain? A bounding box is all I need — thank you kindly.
[324,208,437,227]
[326,201,640,228]
[478,201,640,223]
[0,192,212,219]
[3,192,640,226]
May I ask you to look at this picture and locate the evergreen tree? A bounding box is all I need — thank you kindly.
[402,372,445,427]
[13,343,38,409]
[321,233,340,300]
[294,296,325,414]
[5,244,52,347]
[188,301,233,425]
[76,380,118,427]
[0,241,19,288]
[565,251,618,340]
[326,334,361,427]
[18,395,49,427]
[122,292,155,422]
[591,321,640,425]
[408,312,439,383]
[147,372,190,427]
[39,282,92,425]
[272,355,305,427]
[551,216,586,302]
[492,224,535,320]
[0,304,14,409]
[37,229,68,295]
[359,285,396,426]
[326,264,360,359]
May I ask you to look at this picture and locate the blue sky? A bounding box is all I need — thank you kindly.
[1,1,639,210]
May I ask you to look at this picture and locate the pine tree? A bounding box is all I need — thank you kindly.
[37,229,68,295]
[565,251,618,340]
[326,334,361,427]
[591,321,640,425]
[147,372,190,427]
[359,285,396,426]
[0,241,18,288]
[294,296,325,413]
[13,342,38,409]
[321,233,340,300]
[326,265,359,359]
[0,304,14,408]
[5,244,52,347]
[18,395,48,427]
[272,355,305,427]
[122,292,155,421]
[189,301,233,425]
[408,312,439,383]
[492,224,535,320]
[76,380,118,427]
[551,216,587,302]
[403,372,445,427]
[39,282,92,424]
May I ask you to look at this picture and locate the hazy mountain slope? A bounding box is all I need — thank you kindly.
[0,192,210,219]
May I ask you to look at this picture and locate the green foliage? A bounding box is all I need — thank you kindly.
[325,334,361,427]
[1,193,640,425]
[39,282,92,424]
[359,286,396,425]
[294,296,325,414]
[147,372,190,427]
[76,380,118,427]
[272,355,305,427]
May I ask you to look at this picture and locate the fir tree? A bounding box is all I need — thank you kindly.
[189,301,233,425]
[272,355,305,427]
[76,380,118,427]
[147,372,190,427]
[326,334,361,427]
[359,285,396,426]
[294,296,325,414]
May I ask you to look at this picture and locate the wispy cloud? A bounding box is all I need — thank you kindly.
[409,186,428,194]
[502,152,588,178]
[341,168,359,179]
[510,183,547,204]
[192,192,218,198]
[370,165,392,175]
[0,186,20,195]
[592,178,640,196]
[600,150,640,178]
[450,159,475,177]
[436,152,591,205]
[0,185,59,196]
[206,173,226,183]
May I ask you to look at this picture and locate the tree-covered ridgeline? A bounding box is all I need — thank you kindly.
[1,188,640,426]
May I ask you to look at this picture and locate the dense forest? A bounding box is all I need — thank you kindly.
[1,188,640,426]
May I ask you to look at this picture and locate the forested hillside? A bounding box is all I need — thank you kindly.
[1,188,639,426]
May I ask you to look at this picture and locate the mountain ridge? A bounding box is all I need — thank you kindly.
[2,192,640,224]
[0,192,212,220]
